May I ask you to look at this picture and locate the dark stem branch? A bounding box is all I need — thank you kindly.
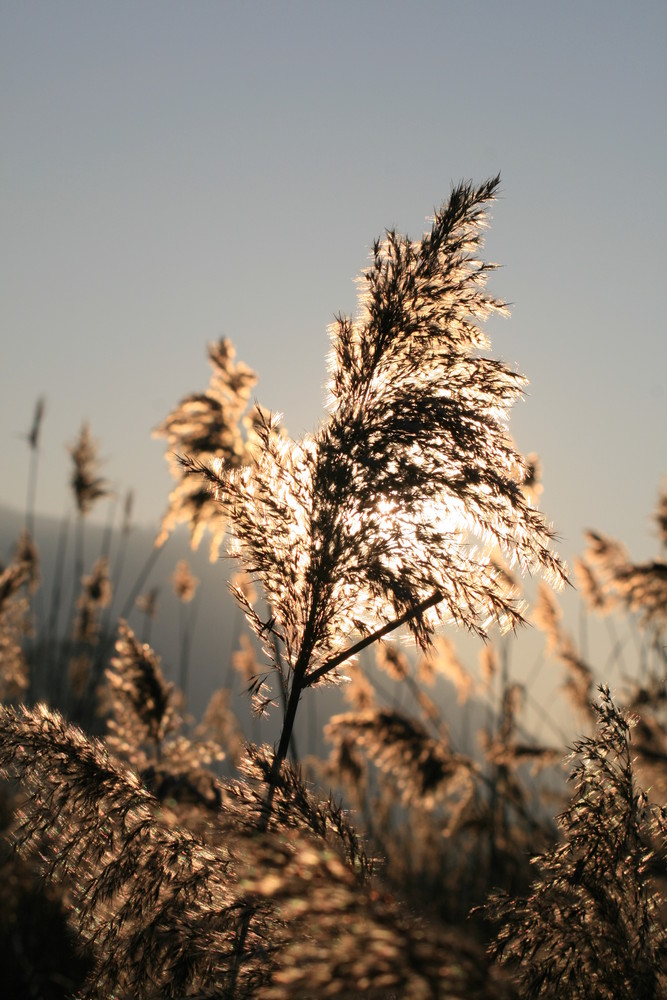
[234,592,444,994]
[303,589,444,689]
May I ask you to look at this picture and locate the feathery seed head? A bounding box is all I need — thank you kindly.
[68,422,110,515]
[27,396,46,451]
[172,559,199,603]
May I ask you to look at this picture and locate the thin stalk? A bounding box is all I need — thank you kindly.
[303,590,444,688]
[91,502,134,688]
[103,509,133,630]
[225,646,309,998]
[177,599,191,700]
[272,631,298,764]
[25,439,40,541]
[41,514,70,702]
[177,600,187,695]
[23,437,44,690]
[578,600,589,664]
[85,498,120,693]
[223,612,242,690]
[227,598,322,998]
[118,544,164,621]
[489,637,510,886]
[141,610,153,646]
[99,495,117,561]
[55,513,86,705]
[266,589,445,826]
[262,652,309,825]
[84,547,175,734]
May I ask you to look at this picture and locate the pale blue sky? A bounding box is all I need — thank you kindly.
[2,1,666,576]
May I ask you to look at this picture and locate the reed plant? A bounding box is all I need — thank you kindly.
[485,686,666,999]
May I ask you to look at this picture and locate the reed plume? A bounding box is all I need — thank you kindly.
[72,555,112,644]
[486,686,667,1000]
[68,421,110,517]
[326,708,470,811]
[583,526,667,627]
[172,558,199,604]
[0,559,30,701]
[183,178,567,793]
[13,527,41,598]
[154,337,258,559]
[106,619,175,763]
[135,586,159,643]
[106,620,225,808]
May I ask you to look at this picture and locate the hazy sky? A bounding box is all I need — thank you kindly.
[2,2,666,575]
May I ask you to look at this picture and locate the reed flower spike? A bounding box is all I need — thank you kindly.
[186,178,567,716]
[68,421,110,516]
[154,337,259,559]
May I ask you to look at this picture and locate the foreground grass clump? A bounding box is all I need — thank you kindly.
[486,686,667,1000]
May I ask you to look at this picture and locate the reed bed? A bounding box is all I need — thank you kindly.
[0,178,664,998]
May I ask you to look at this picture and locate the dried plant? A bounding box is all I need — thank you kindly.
[485,686,667,999]
[171,559,200,699]
[532,580,596,721]
[0,178,582,997]
[573,555,608,613]
[0,703,243,998]
[135,587,160,645]
[26,395,46,452]
[154,337,258,559]
[480,641,499,687]
[106,619,176,764]
[68,421,110,517]
[13,527,41,595]
[532,581,563,654]
[104,620,225,818]
[232,633,263,688]
[374,639,411,681]
[135,587,160,619]
[197,687,245,766]
[583,527,667,628]
[419,634,473,703]
[320,628,561,931]
[72,556,112,644]
[0,559,30,701]
[326,707,471,811]
[0,703,518,999]
[558,638,596,722]
[571,481,667,769]
[184,178,566,792]
[172,558,199,604]
[173,181,568,989]
[341,661,376,711]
